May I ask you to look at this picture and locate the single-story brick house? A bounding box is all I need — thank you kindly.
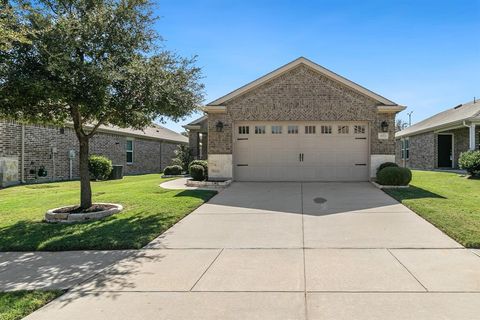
[395,100,480,169]
[185,57,405,181]
[0,120,187,186]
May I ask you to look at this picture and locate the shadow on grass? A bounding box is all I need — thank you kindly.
[384,185,446,201]
[0,214,166,251]
[173,189,218,200]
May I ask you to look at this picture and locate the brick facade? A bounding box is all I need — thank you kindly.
[0,121,180,183]
[396,127,480,169]
[396,132,436,169]
[207,64,396,157]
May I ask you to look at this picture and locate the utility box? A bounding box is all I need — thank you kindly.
[0,157,19,187]
[109,165,124,180]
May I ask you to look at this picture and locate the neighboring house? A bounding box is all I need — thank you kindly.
[0,120,187,186]
[395,100,480,169]
[186,57,405,181]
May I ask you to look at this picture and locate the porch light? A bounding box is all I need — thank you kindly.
[380,121,389,132]
[215,121,224,132]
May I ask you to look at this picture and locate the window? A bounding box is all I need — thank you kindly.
[255,125,266,134]
[271,125,282,134]
[287,125,298,134]
[126,139,134,164]
[404,138,410,159]
[321,125,332,134]
[401,138,410,160]
[338,125,349,134]
[354,125,366,134]
[238,126,249,134]
[305,126,316,134]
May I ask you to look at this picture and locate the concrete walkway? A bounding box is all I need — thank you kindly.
[23,182,480,319]
[0,251,133,291]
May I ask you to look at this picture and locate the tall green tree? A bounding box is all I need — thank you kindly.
[0,0,203,209]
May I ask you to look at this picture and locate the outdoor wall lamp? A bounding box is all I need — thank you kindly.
[215,121,224,132]
[380,121,389,132]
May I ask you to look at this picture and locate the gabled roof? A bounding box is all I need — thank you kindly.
[207,57,402,109]
[396,100,480,138]
[186,115,207,126]
[183,114,207,130]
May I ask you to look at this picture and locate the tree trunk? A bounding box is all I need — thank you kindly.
[79,137,92,209]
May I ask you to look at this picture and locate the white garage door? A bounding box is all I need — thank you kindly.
[233,121,369,181]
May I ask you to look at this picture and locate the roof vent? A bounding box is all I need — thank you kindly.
[454,104,463,109]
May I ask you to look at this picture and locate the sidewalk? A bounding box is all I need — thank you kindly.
[0,250,133,291]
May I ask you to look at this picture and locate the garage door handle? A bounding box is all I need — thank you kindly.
[355,163,367,166]
[299,153,304,162]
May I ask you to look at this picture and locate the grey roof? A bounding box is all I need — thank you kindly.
[96,123,188,144]
[396,100,480,138]
[186,115,207,126]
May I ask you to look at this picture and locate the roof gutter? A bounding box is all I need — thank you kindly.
[396,118,479,139]
[377,105,407,113]
[183,125,201,130]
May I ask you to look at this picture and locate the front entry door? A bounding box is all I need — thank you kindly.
[438,134,453,168]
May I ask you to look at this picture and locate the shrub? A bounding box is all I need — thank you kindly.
[88,155,113,181]
[189,160,208,175]
[174,145,194,171]
[189,164,205,181]
[377,167,412,186]
[459,150,480,176]
[170,158,183,167]
[376,162,399,175]
[163,165,183,176]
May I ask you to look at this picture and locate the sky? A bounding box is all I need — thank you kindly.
[153,0,480,133]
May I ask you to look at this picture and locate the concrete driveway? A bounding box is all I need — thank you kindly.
[26,182,480,320]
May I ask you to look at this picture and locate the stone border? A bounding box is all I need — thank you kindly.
[161,174,189,178]
[370,180,410,189]
[186,179,232,188]
[45,203,123,223]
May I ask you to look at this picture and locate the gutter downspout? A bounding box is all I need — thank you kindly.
[21,124,25,183]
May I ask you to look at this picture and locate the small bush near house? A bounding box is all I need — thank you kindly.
[174,145,194,171]
[377,167,412,186]
[376,162,399,175]
[88,155,113,181]
[163,165,183,176]
[459,150,480,176]
[170,158,183,167]
[189,160,208,174]
[189,164,205,181]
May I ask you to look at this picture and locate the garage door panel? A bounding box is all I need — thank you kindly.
[234,122,369,181]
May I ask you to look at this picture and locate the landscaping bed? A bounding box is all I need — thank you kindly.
[384,170,480,248]
[0,174,216,251]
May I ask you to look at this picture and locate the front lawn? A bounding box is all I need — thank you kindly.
[384,170,480,248]
[0,175,216,251]
[0,290,63,320]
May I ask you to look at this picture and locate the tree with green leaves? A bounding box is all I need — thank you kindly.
[0,0,203,209]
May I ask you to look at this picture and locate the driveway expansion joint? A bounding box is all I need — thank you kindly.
[387,249,429,292]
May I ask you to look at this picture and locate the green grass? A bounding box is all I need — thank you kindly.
[0,175,216,251]
[384,170,480,248]
[0,290,63,320]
